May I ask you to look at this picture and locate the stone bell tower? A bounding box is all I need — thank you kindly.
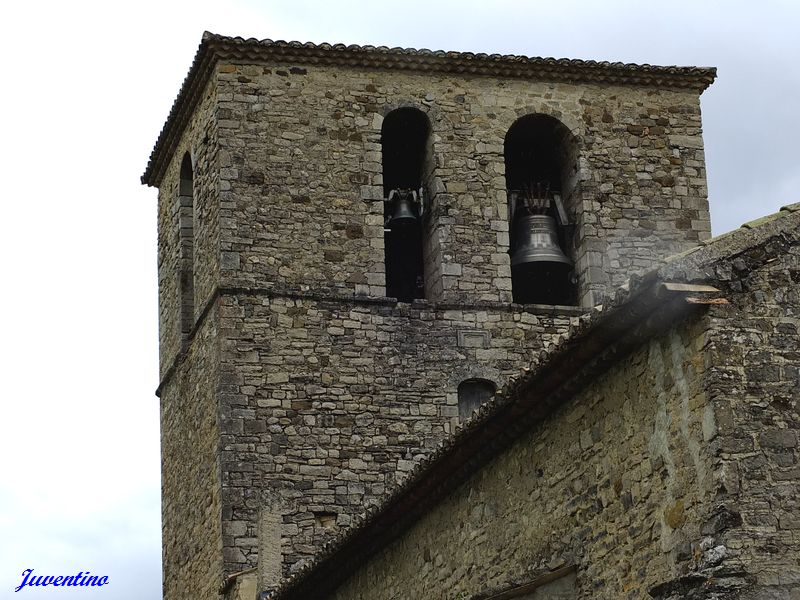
[142,32,714,599]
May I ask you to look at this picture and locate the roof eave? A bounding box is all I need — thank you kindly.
[141,33,217,187]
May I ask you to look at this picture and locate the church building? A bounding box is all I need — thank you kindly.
[142,33,799,599]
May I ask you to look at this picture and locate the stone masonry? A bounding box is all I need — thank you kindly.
[269,205,800,600]
[143,33,715,599]
[328,317,719,599]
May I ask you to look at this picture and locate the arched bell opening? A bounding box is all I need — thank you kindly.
[381,107,430,302]
[178,152,195,337]
[504,114,579,306]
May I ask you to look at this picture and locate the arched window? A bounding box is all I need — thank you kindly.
[457,379,496,423]
[504,115,579,306]
[381,108,430,302]
[178,153,195,338]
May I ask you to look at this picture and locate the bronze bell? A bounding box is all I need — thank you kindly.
[510,214,572,267]
[386,195,418,229]
[510,214,573,305]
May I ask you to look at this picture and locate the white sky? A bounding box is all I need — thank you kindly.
[0,1,797,597]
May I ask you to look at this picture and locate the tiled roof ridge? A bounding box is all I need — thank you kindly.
[265,202,800,600]
[141,31,716,186]
[203,32,716,80]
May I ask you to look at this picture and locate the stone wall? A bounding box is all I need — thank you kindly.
[157,76,220,377]
[156,75,226,600]
[216,293,578,580]
[691,240,800,599]
[153,53,714,599]
[299,224,800,600]
[328,317,720,599]
[160,312,223,600]
[213,62,710,309]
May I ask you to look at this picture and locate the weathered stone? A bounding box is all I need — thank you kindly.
[146,34,720,600]
[759,429,798,449]
[321,235,800,600]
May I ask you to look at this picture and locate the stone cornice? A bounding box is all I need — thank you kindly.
[141,31,716,187]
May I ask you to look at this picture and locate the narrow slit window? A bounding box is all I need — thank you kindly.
[178,153,195,337]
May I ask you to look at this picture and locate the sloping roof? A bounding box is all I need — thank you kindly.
[266,202,800,600]
[141,32,716,187]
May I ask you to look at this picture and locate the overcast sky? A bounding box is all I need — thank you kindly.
[0,1,798,597]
